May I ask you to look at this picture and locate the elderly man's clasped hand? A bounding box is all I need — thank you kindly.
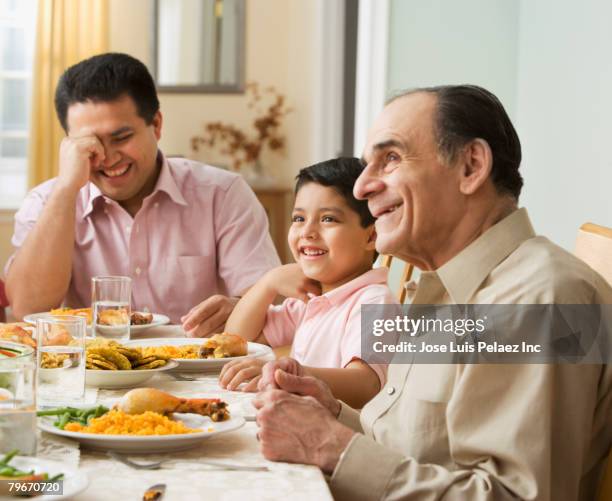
[253,359,355,474]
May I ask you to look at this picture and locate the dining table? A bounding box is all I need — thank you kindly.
[35,325,333,501]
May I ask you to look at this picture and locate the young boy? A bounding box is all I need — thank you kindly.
[219,157,397,408]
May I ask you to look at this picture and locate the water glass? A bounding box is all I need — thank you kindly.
[0,342,36,454]
[36,315,86,408]
[92,275,132,342]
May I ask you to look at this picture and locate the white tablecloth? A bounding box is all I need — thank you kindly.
[39,326,333,500]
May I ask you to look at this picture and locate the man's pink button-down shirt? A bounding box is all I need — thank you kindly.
[5,155,281,323]
[262,267,396,385]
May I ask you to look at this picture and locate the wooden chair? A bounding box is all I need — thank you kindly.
[0,279,8,323]
[574,222,612,501]
[379,255,414,303]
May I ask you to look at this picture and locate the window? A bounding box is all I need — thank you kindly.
[0,0,37,208]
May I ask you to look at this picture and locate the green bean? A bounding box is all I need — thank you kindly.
[0,449,19,465]
[55,412,71,429]
[0,466,15,475]
[48,473,64,481]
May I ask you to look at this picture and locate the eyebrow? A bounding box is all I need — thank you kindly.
[109,127,134,138]
[360,138,407,165]
[292,207,345,213]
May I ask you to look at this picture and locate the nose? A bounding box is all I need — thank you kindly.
[101,144,122,168]
[354,163,385,200]
[300,219,318,239]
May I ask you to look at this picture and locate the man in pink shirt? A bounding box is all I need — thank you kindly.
[4,53,280,334]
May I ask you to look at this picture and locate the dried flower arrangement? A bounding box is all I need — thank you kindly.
[190,82,292,171]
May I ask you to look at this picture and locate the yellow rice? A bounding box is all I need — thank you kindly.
[64,409,201,435]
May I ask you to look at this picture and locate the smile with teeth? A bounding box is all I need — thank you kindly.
[300,247,328,257]
[381,203,401,216]
[102,164,131,178]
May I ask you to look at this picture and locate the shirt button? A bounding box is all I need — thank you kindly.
[104,209,108,215]
[135,267,141,275]
[154,202,159,208]
[126,225,131,233]
[386,386,396,395]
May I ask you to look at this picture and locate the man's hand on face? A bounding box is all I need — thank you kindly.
[181,294,239,338]
[258,363,341,417]
[57,135,105,193]
[253,389,355,474]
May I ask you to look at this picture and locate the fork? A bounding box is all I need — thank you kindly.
[108,451,269,472]
[169,373,197,381]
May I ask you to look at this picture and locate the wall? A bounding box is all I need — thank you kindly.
[109,0,331,188]
[515,0,612,249]
[386,0,519,117]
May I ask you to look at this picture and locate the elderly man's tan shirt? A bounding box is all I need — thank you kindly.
[330,208,612,500]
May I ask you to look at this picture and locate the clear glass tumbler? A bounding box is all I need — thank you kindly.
[92,275,132,342]
[0,341,36,454]
[36,315,86,408]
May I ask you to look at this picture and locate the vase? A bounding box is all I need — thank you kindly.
[243,160,278,189]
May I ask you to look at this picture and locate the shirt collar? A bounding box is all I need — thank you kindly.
[318,267,390,306]
[81,151,187,220]
[154,152,188,207]
[436,207,536,303]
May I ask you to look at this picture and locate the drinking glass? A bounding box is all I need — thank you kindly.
[92,276,132,342]
[36,315,86,408]
[0,342,36,454]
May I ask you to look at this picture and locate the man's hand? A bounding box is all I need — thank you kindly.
[253,389,355,473]
[259,363,341,417]
[219,357,267,391]
[262,264,321,302]
[258,357,304,390]
[181,294,239,337]
[57,135,105,193]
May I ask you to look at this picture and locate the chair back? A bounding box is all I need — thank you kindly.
[575,223,612,285]
[574,223,612,501]
[379,255,414,303]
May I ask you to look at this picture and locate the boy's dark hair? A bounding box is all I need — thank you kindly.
[54,52,160,132]
[295,157,375,228]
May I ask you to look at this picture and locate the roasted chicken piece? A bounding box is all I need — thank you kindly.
[115,388,229,422]
[130,311,153,325]
[200,333,247,359]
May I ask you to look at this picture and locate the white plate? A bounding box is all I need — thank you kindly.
[123,338,273,373]
[1,456,88,500]
[23,312,170,334]
[38,412,245,453]
[85,360,179,389]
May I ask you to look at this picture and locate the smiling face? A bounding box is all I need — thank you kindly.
[354,92,466,269]
[66,94,162,212]
[288,183,376,292]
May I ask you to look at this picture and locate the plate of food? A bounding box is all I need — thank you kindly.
[124,334,273,372]
[37,388,244,453]
[23,308,170,334]
[78,338,178,389]
[0,449,88,500]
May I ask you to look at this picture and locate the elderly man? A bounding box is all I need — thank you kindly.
[253,85,612,500]
[4,53,280,334]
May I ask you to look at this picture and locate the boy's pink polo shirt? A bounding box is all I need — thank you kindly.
[262,267,397,385]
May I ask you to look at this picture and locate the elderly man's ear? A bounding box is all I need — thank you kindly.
[458,138,493,195]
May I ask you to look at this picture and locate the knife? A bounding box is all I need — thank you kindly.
[143,483,166,501]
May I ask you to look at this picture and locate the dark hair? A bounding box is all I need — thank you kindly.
[295,157,375,228]
[390,85,523,199]
[54,52,160,132]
